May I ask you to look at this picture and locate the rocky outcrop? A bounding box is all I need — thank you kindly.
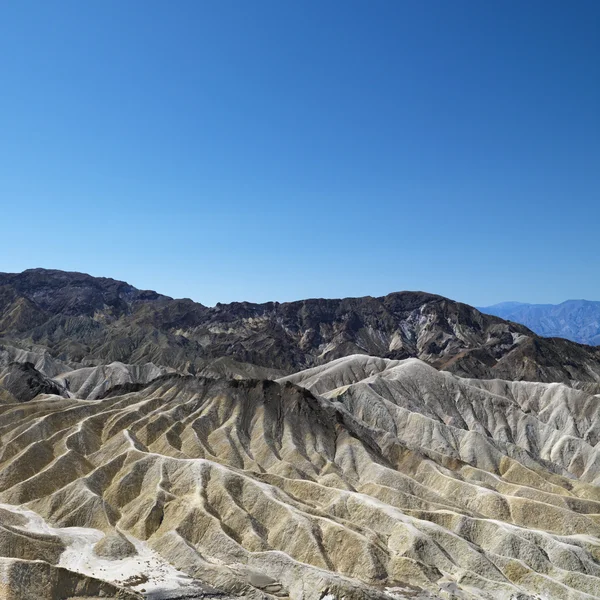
[1,269,600,384]
[3,269,600,598]
[0,362,67,402]
[2,359,600,598]
[0,557,141,600]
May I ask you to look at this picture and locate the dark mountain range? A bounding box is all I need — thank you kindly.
[479,300,600,345]
[1,268,600,384]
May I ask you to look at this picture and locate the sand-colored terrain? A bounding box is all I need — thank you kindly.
[2,355,600,598]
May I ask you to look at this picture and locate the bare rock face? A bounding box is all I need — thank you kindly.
[54,361,176,400]
[0,557,141,600]
[1,268,600,384]
[0,361,67,402]
[93,531,137,560]
[0,511,65,564]
[1,358,600,598]
[3,269,600,599]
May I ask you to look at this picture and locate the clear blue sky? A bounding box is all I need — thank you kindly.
[1,1,598,306]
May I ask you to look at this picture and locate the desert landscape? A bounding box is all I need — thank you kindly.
[2,2,597,598]
[3,271,600,599]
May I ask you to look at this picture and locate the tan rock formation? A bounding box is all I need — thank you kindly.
[2,356,600,598]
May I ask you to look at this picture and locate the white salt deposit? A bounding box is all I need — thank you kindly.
[0,502,194,593]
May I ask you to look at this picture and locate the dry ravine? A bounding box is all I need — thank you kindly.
[2,353,600,599]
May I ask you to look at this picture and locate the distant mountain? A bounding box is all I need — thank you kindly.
[479,300,600,345]
[2,269,600,384]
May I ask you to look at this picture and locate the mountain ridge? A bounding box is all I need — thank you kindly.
[4,270,600,598]
[1,268,600,386]
[479,299,600,345]
[4,354,600,598]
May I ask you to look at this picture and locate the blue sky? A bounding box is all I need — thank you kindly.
[1,1,598,306]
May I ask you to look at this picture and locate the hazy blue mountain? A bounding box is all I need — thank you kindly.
[479,300,600,345]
